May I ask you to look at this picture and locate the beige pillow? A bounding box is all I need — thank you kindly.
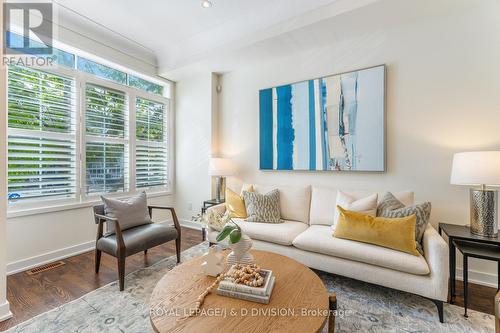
[102,191,152,235]
[243,189,281,223]
[333,191,378,229]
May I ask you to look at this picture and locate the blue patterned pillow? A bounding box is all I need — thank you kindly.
[377,192,431,255]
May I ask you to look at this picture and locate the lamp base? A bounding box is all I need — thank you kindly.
[215,176,225,203]
[470,189,498,238]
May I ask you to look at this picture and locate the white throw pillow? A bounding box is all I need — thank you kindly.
[333,191,378,229]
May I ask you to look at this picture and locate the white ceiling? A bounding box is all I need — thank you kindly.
[54,0,380,79]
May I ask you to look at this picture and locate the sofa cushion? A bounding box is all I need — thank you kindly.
[309,187,415,226]
[232,218,308,246]
[247,184,311,224]
[292,225,430,275]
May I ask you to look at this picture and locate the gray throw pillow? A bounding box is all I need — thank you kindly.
[243,189,282,223]
[102,191,152,235]
[377,192,431,255]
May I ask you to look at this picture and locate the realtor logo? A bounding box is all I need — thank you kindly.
[3,2,53,54]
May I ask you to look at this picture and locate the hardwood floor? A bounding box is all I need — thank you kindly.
[451,280,497,316]
[0,227,497,331]
[0,227,204,331]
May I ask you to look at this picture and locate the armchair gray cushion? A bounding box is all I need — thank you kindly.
[101,191,152,235]
[96,223,178,256]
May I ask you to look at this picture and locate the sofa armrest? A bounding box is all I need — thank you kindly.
[206,203,226,215]
[422,224,449,301]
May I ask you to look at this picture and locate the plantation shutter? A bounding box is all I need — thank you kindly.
[85,83,128,194]
[7,66,76,201]
[135,97,168,188]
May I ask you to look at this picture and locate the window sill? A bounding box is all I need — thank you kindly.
[7,191,173,219]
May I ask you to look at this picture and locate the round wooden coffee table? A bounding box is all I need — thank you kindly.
[150,249,334,333]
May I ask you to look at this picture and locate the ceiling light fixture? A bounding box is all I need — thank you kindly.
[201,0,212,8]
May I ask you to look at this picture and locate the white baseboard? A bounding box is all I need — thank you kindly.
[180,219,203,231]
[0,300,12,322]
[7,241,95,275]
[455,267,498,289]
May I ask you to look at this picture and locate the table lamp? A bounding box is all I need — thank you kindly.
[450,151,500,237]
[209,158,233,203]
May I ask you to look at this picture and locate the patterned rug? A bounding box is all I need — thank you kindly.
[5,242,494,333]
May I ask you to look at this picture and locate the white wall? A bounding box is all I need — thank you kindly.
[218,0,500,285]
[174,73,220,223]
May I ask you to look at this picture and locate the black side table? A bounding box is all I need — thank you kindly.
[452,239,500,317]
[201,199,225,214]
[439,223,500,316]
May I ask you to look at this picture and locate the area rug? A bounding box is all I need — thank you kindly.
[5,242,494,333]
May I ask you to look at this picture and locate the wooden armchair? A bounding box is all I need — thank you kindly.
[93,204,181,291]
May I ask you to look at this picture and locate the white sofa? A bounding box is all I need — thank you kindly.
[206,184,449,322]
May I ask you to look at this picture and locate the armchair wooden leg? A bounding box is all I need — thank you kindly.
[328,293,337,333]
[175,238,181,263]
[95,250,101,274]
[118,254,126,291]
[144,249,148,255]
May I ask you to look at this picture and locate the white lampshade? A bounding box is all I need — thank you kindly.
[450,151,500,186]
[209,158,233,176]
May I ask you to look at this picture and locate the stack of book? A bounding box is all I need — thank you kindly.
[216,269,275,304]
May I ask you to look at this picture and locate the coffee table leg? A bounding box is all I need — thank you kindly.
[329,293,337,333]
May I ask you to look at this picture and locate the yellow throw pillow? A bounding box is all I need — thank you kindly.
[334,206,420,256]
[225,185,254,218]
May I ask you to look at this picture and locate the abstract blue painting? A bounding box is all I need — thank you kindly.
[259,65,385,171]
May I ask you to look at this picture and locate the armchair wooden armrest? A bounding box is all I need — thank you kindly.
[93,213,125,251]
[147,206,181,233]
[94,213,117,224]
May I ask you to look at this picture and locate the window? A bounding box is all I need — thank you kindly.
[135,98,168,188]
[6,31,76,68]
[77,57,127,85]
[6,44,171,208]
[85,84,128,195]
[128,75,164,96]
[7,66,77,201]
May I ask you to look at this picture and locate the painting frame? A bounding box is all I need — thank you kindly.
[259,64,386,172]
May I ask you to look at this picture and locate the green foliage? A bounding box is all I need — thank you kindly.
[215,220,242,244]
[85,84,126,138]
[229,228,242,244]
[128,75,163,96]
[77,57,127,85]
[8,66,74,133]
[216,224,234,242]
[136,97,164,141]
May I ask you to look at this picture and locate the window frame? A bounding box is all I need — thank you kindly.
[6,60,173,216]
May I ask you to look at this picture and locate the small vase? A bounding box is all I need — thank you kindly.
[227,234,254,266]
